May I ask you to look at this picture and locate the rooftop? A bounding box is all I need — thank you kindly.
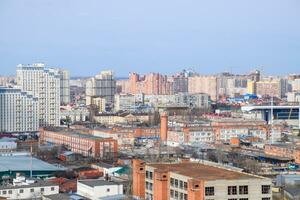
[0,179,57,190]
[78,179,120,187]
[0,154,64,172]
[44,193,89,200]
[43,127,112,141]
[148,162,265,181]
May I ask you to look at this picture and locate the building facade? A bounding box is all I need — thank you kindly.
[57,69,70,105]
[188,76,218,101]
[0,87,38,134]
[133,159,272,200]
[86,70,116,106]
[16,63,60,127]
[39,127,118,160]
[77,180,123,200]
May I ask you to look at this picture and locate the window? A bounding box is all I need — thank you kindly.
[261,185,271,194]
[228,186,237,195]
[262,198,270,200]
[2,191,7,195]
[51,187,55,191]
[239,186,248,195]
[205,187,214,196]
[171,178,175,187]
[175,179,179,188]
[175,191,178,199]
[179,180,183,189]
[184,194,188,200]
[40,188,44,192]
[8,190,12,194]
[106,188,110,192]
[184,182,188,190]
[170,189,174,198]
[146,182,153,191]
[239,199,248,200]
[30,188,34,193]
[146,171,153,180]
[180,192,184,200]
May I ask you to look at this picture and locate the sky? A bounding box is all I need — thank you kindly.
[0,0,300,77]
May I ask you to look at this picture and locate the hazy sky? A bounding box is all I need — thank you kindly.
[0,0,300,77]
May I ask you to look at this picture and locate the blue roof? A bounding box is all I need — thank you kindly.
[0,155,64,172]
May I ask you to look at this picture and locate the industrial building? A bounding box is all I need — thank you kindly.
[132,159,272,200]
[39,127,118,160]
[0,153,64,180]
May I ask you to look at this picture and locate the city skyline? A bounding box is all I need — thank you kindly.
[1,0,300,76]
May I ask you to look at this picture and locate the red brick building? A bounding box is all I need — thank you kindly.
[39,128,118,160]
[132,159,272,200]
[264,144,300,164]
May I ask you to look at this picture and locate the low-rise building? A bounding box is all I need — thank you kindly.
[0,175,59,200]
[39,127,118,160]
[77,179,124,200]
[0,138,17,152]
[265,143,300,164]
[167,127,214,147]
[0,153,64,180]
[132,159,272,200]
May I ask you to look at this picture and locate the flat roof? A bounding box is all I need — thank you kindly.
[0,179,57,190]
[148,162,264,181]
[78,179,120,187]
[0,155,64,172]
[44,127,110,141]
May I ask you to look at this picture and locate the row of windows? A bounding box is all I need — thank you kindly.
[170,189,188,200]
[0,187,55,195]
[206,185,271,197]
[170,178,188,190]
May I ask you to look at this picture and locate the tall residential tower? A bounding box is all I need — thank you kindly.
[16,63,60,127]
[0,87,39,134]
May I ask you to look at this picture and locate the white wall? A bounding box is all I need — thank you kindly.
[77,181,123,200]
[0,185,59,200]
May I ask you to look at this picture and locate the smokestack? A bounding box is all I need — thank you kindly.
[160,112,168,142]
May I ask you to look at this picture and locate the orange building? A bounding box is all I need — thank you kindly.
[39,127,118,160]
[265,144,300,164]
[132,159,272,200]
[91,126,160,150]
[128,72,174,95]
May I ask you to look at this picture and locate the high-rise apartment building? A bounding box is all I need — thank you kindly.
[217,72,248,98]
[16,63,60,127]
[86,70,116,106]
[188,76,218,101]
[0,87,38,133]
[256,78,285,98]
[58,69,70,105]
[173,76,188,94]
[128,72,174,95]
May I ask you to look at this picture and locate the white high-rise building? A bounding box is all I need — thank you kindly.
[0,87,39,133]
[16,63,60,127]
[86,70,116,106]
